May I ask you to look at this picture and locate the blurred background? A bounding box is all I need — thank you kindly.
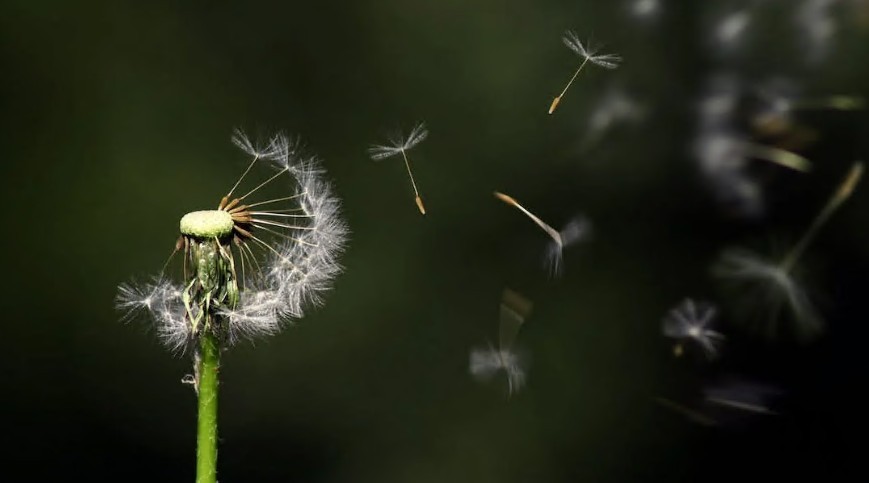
[2,0,868,481]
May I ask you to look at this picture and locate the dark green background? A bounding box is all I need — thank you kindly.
[3,1,868,481]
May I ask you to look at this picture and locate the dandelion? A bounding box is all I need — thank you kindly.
[697,73,743,130]
[655,377,781,428]
[697,130,814,175]
[795,0,838,64]
[694,128,814,220]
[470,288,533,397]
[494,191,592,277]
[368,122,429,215]
[662,298,725,360]
[628,0,661,21]
[757,85,864,117]
[753,80,864,136]
[116,129,348,483]
[580,86,645,149]
[549,30,622,114]
[714,9,751,49]
[654,397,718,427]
[713,162,863,340]
[703,376,782,416]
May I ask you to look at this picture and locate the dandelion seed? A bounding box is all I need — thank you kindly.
[741,143,812,172]
[713,162,863,339]
[655,377,780,428]
[715,9,751,48]
[697,73,743,130]
[654,397,718,427]
[470,288,533,397]
[628,0,661,21]
[581,86,646,149]
[695,127,813,220]
[662,298,725,360]
[368,122,429,215]
[753,81,864,136]
[795,0,838,64]
[549,30,622,114]
[757,85,864,116]
[703,376,782,416]
[494,191,592,277]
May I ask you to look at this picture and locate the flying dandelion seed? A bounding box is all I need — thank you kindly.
[654,397,718,427]
[655,377,781,428]
[628,0,661,21]
[742,142,813,173]
[470,288,533,397]
[494,191,592,277]
[713,162,863,340]
[753,81,864,136]
[796,0,838,64]
[695,127,816,221]
[704,376,782,417]
[549,30,622,114]
[662,298,725,360]
[116,129,349,482]
[713,9,752,52]
[698,73,743,130]
[698,129,813,174]
[694,75,815,220]
[368,122,429,215]
[580,86,646,150]
[756,82,865,115]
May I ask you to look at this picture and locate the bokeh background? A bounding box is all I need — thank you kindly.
[2,1,868,481]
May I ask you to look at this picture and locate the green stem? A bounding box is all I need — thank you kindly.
[196,331,220,483]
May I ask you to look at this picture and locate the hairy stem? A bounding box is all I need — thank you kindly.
[196,331,220,483]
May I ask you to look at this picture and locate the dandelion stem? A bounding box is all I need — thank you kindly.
[780,162,863,272]
[196,330,220,483]
[238,168,289,202]
[225,156,259,201]
[742,143,812,172]
[243,193,305,209]
[493,191,562,244]
[550,58,589,114]
[400,150,425,214]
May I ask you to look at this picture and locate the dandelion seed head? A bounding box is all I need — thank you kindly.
[117,129,348,351]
